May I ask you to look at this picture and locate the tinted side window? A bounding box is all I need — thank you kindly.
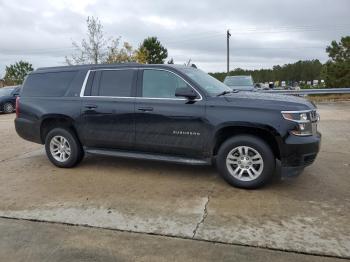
[142,70,189,98]
[22,71,77,97]
[98,70,134,97]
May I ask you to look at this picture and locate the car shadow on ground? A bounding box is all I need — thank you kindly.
[76,154,286,190]
[80,154,216,177]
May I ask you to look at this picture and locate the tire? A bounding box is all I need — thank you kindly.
[216,135,275,189]
[45,128,84,168]
[3,102,14,113]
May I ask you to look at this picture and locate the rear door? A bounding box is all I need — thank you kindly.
[134,69,209,157]
[79,69,137,150]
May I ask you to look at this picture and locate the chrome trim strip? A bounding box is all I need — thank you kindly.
[80,70,91,97]
[290,131,314,136]
[79,67,203,101]
[85,147,211,165]
[81,96,187,101]
[281,110,313,114]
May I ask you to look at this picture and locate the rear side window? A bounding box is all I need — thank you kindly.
[97,70,134,97]
[22,71,77,97]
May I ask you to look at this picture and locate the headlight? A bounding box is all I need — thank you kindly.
[281,110,317,136]
[300,113,308,121]
[281,112,310,123]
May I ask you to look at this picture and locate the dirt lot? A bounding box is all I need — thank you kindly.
[0,102,349,261]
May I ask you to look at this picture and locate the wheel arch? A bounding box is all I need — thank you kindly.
[40,114,80,144]
[212,123,282,160]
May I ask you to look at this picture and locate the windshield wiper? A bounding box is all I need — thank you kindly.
[216,90,238,97]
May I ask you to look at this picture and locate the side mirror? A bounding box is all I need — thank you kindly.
[175,86,198,100]
[13,93,19,97]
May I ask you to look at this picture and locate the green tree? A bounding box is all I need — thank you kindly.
[140,37,168,64]
[325,36,350,87]
[133,46,149,64]
[4,61,33,85]
[66,16,150,65]
[106,40,150,64]
[210,59,323,85]
[106,39,135,64]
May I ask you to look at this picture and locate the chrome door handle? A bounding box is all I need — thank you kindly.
[85,104,97,109]
[137,107,153,112]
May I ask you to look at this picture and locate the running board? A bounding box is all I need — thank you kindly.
[84,148,211,165]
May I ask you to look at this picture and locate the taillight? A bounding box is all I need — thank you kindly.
[16,96,20,118]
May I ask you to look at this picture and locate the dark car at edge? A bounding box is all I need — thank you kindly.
[14,64,321,189]
[0,86,21,113]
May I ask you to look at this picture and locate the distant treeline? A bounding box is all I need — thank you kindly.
[210,59,324,83]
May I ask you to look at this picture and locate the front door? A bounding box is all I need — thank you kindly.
[134,69,209,157]
[79,69,136,149]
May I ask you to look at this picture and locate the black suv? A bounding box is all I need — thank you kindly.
[15,64,321,189]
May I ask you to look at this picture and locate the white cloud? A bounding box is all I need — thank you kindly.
[0,0,349,76]
[140,16,187,30]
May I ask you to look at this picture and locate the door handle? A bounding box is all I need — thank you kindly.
[137,107,153,112]
[85,104,97,109]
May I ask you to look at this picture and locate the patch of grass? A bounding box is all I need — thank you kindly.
[307,94,350,103]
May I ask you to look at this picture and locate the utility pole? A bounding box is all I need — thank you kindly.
[226,29,231,75]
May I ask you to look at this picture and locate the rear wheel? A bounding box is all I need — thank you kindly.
[216,135,275,189]
[3,103,14,113]
[45,128,84,168]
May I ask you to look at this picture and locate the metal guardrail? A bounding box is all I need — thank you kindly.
[260,87,350,95]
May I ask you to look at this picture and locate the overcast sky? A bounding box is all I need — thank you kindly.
[0,0,349,76]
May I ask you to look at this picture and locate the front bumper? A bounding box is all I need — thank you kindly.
[279,132,321,176]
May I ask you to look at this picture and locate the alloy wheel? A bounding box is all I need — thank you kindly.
[49,136,71,162]
[226,146,264,181]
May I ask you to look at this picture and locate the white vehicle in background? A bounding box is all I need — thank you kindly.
[224,75,255,91]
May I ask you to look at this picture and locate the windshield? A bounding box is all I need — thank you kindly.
[179,68,231,96]
[224,76,253,86]
[0,88,13,96]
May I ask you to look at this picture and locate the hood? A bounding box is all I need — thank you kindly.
[223,91,315,111]
[0,95,11,102]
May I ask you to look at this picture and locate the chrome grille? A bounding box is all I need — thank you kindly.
[310,110,319,135]
[310,110,319,122]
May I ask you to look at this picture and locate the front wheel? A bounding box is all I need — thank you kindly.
[216,135,275,189]
[45,128,84,168]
